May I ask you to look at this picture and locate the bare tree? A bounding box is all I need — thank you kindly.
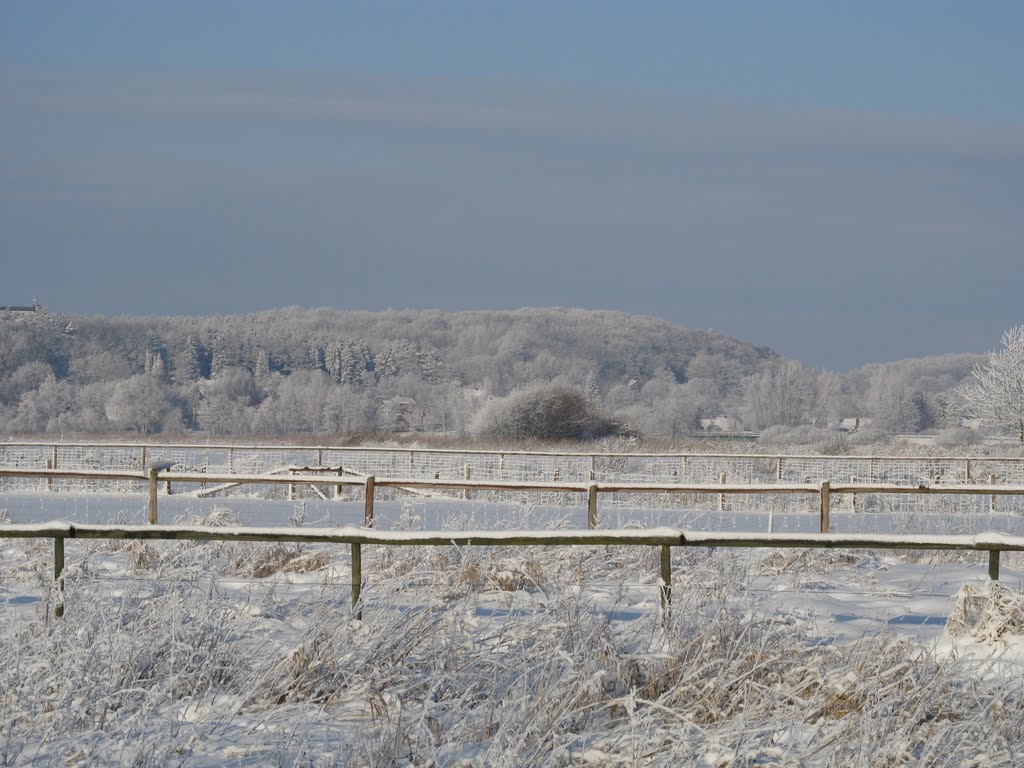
[958,325,1024,443]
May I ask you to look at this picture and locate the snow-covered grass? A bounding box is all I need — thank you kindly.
[4,503,1024,765]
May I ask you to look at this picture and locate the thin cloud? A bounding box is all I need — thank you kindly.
[1,68,1022,368]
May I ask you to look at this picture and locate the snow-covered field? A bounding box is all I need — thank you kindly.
[4,489,1024,765]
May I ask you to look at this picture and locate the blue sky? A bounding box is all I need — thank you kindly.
[1,2,1022,369]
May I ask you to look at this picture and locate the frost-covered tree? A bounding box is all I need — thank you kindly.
[306,340,325,372]
[0,361,54,405]
[7,375,74,433]
[251,370,335,435]
[740,361,835,430]
[958,325,1024,442]
[418,347,447,384]
[104,374,177,434]
[254,349,272,383]
[172,335,203,385]
[149,350,168,381]
[872,384,937,434]
[582,370,600,407]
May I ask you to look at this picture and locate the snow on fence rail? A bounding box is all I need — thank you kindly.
[5,466,1024,534]
[2,522,1017,621]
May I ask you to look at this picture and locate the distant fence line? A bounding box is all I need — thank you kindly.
[3,440,1024,489]
[2,522,1016,620]
[4,466,1024,536]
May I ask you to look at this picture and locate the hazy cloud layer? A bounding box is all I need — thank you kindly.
[2,69,1021,368]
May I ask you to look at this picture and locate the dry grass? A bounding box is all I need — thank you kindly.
[948,582,1024,642]
[3,514,1024,765]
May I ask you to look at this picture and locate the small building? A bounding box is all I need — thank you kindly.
[380,396,418,432]
[700,415,734,432]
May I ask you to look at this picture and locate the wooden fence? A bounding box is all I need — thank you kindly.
[4,440,1024,486]
[4,466,1024,533]
[1,522,1018,621]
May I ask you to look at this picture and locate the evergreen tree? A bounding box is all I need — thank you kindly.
[173,335,203,384]
[307,340,325,372]
[583,370,601,407]
[150,351,168,381]
[254,349,272,384]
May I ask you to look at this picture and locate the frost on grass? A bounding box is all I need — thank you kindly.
[3,539,1024,766]
[948,582,1024,643]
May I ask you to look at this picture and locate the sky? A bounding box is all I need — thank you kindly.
[1,2,1022,370]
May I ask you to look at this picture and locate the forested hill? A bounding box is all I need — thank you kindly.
[0,307,776,437]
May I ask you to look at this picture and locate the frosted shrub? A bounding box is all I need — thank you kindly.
[472,384,625,441]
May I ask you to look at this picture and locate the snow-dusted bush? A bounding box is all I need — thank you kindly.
[472,384,627,441]
[758,424,837,450]
[933,426,988,450]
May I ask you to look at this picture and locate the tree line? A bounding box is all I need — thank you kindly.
[0,306,998,442]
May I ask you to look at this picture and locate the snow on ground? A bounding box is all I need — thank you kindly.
[4,492,1024,765]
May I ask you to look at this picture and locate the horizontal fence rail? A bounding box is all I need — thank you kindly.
[2,522,1017,621]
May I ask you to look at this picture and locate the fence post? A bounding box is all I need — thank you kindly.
[590,455,597,482]
[989,550,1001,581]
[588,483,599,529]
[718,472,727,511]
[777,457,784,481]
[660,545,672,626]
[990,474,997,512]
[335,467,344,499]
[965,458,972,483]
[140,446,147,471]
[819,481,831,533]
[464,464,472,500]
[48,446,58,490]
[409,450,415,473]
[148,468,159,524]
[851,476,859,513]
[351,543,363,619]
[54,536,65,619]
[364,476,375,527]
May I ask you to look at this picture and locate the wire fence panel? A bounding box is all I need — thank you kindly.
[5,442,1024,532]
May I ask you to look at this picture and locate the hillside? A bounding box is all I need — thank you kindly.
[0,307,776,437]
